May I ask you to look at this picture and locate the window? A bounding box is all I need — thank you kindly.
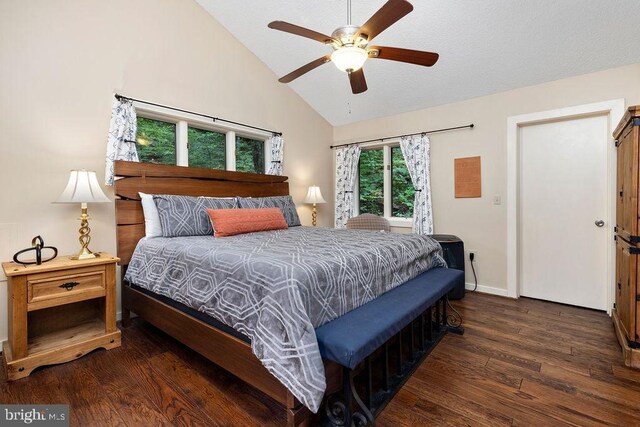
[135,110,269,173]
[358,149,384,216]
[357,144,414,222]
[391,147,415,218]
[136,117,176,165]
[188,127,225,170]
[236,136,265,174]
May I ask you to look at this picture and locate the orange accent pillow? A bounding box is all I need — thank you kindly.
[207,207,288,237]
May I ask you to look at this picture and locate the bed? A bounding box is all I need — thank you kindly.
[114,160,452,426]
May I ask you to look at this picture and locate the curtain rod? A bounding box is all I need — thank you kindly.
[329,124,474,149]
[114,94,282,136]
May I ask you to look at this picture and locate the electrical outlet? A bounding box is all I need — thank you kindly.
[469,251,477,262]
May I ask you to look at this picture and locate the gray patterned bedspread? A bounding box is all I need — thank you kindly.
[125,226,445,412]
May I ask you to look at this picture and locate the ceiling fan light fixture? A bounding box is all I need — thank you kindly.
[331,46,368,73]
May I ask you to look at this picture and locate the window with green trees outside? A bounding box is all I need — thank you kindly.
[358,149,384,216]
[136,117,176,165]
[358,146,414,219]
[188,127,225,170]
[236,136,265,174]
[391,147,415,218]
[136,116,266,173]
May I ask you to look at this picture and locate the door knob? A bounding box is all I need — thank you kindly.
[595,220,605,227]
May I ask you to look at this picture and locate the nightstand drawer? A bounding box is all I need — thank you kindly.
[27,266,106,311]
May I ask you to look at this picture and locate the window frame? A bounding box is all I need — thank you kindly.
[354,140,413,228]
[134,102,271,173]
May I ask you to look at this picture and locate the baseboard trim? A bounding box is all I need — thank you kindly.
[465,282,509,297]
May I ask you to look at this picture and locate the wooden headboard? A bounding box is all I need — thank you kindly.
[114,160,290,265]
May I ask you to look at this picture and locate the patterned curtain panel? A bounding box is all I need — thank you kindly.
[105,97,138,185]
[400,134,434,234]
[266,135,284,175]
[334,145,361,228]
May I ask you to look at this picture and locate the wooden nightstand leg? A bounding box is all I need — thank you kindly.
[8,276,28,359]
[105,263,117,333]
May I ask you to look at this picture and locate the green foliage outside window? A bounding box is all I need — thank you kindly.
[358,147,414,218]
[136,117,265,174]
[391,147,415,218]
[359,149,384,216]
[136,117,176,164]
[188,127,225,170]
[236,137,265,174]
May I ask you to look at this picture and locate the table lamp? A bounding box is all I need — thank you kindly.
[304,186,326,227]
[54,170,110,260]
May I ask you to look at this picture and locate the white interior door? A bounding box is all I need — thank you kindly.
[519,114,609,310]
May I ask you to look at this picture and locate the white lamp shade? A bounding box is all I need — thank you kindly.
[304,186,326,204]
[331,46,368,72]
[55,170,110,204]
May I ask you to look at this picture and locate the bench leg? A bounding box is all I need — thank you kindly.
[442,294,465,335]
[419,315,425,351]
[442,296,447,325]
[383,343,390,392]
[408,321,415,362]
[396,333,403,374]
[345,367,375,427]
[365,358,373,408]
[325,368,375,427]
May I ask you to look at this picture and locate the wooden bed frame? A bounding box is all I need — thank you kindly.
[113,160,341,426]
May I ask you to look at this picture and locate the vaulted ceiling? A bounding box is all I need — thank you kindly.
[196,0,640,126]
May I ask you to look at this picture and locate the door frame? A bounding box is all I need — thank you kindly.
[507,99,625,314]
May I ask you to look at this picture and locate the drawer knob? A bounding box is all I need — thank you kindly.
[59,281,80,291]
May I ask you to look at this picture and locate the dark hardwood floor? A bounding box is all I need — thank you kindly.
[2,292,640,426]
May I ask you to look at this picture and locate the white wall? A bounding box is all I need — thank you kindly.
[334,63,640,295]
[0,0,334,342]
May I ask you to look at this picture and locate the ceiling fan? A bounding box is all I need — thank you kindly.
[267,0,439,94]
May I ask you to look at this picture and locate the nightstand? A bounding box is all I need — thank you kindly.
[1,252,121,380]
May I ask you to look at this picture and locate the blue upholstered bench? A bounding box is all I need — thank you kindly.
[314,267,464,426]
[316,267,463,368]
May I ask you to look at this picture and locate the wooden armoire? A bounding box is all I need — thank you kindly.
[614,105,640,368]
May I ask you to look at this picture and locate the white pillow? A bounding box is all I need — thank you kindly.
[139,192,163,238]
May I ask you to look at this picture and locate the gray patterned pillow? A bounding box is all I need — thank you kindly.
[237,196,301,227]
[153,195,237,237]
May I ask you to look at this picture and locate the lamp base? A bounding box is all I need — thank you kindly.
[312,204,318,227]
[71,204,99,261]
[71,248,100,260]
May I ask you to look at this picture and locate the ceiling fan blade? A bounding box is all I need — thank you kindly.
[278,55,332,83]
[356,0,413,42]
[268,21,335,44]
[348,69,368,94]
[369,46,439,67]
